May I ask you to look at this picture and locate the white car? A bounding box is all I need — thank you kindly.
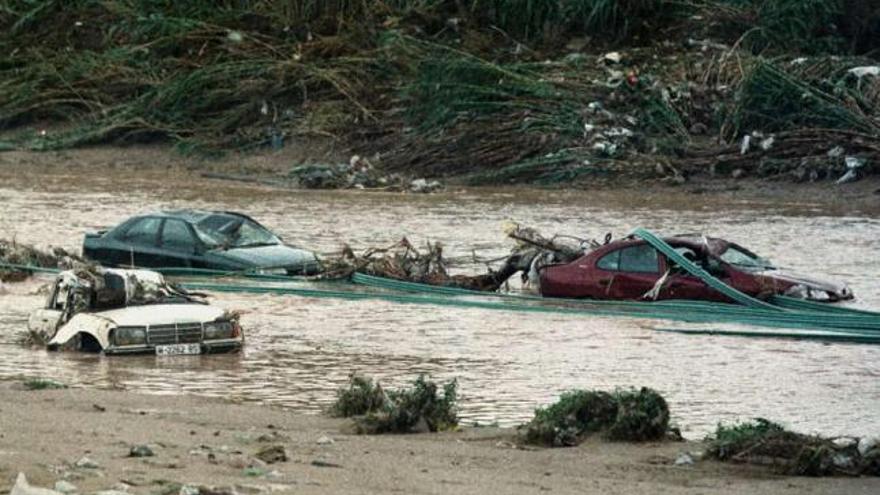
[27,268,243,355]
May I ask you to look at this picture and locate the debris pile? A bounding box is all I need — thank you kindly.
[708,418,880,477]
[321,222,594,292]
[329,374,458,434]
[3,2,880,185]
[521,387,673,447]
[0,239,80,282]
[288,156,443,192]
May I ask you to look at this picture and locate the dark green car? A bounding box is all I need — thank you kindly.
[83,210,322,275]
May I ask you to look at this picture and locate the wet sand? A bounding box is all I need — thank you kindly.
[2,383,878,495]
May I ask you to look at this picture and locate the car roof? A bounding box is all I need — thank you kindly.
[608,235,730,255]
[138,210,252,224]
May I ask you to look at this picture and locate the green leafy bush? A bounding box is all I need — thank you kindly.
[522,387,671,446]
[329,374,458,434]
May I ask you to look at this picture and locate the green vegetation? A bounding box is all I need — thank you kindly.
[330,374,458,434]
[329,374,388,417]
[708,418,880,476]
[2,1,880,184]
[522,387,671,446]
[22,378,68,390]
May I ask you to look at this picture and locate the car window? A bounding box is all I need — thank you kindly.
[121,217,161,245]
[619,244,659,273]
[597,245,659,273]
[195,214,280,249]
[161,219,195,252]
[597,250,620,270]
[719,245,774,270]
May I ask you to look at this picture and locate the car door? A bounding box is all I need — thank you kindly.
[158,219,200,268]
[27,279,65,341]
[592,243,662,300]
[112,217,164,267]
[660,247,734,302]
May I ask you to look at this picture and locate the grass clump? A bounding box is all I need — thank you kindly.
[329,374,458,434]
[707,418,880,476]
[22,378,68,390]
[522,387,671,447]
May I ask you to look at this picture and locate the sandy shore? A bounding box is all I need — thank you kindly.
[1,384,877,495]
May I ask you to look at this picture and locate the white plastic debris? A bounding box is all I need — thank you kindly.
[601,52,622,64]
[740,134,751,155]
[227,31,244,43]
[760,136,775,151]
[53,482,77,494]
[674,452,695,466]
[11,473,63,495]
[836,169,858,184]
[848,66,880,78]
[827,146,845,158]
[317,435,334,445]
[845,156,866,169]
[858,436,880,456]
[792,57,808,65]
[604,127,634,138]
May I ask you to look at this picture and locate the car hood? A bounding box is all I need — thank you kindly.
[211,244,317,269]
[758,269,853,298]
[95,304,226,327]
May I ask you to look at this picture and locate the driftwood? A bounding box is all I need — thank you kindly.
[324,223,598,292]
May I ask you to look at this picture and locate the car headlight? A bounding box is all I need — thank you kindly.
[204,321,234,340]
[114,327,146,346]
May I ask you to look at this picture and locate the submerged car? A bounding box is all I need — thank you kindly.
[27,268,243,355]
[83,210,321,275]
[539,235,853,303]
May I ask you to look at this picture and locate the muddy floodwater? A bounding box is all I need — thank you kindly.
[1,166,879,438]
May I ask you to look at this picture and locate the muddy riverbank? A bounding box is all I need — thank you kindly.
[3,146,880,214]
[1,384,878,495]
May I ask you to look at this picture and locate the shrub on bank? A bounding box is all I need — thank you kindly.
[707,418,880,476]
[522,387,672,447]
[329,374,458,434]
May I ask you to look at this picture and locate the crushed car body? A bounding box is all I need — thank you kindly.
[27,267,243,355]
[538,234,853,303]
[83,210,322,275]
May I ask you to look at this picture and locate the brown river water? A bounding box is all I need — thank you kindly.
[1,166,879,438]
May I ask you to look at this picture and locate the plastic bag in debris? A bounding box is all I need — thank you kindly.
[837,156,867,184]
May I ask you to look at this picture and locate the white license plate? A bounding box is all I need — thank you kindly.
[155,344,201,356]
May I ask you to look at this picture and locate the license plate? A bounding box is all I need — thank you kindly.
[155,344,201,356]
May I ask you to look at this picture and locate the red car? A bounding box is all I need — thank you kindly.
[538,235,853,303]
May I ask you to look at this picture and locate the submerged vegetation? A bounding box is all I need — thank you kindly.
[2,1,880,183]
[330,374,458,434]
[521,387,673,446]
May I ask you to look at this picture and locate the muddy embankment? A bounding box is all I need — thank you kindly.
[2,384,879,495]
[3,2,880,191]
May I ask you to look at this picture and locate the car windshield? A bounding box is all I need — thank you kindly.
[194,215,280,249]
[718,245,775,271]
